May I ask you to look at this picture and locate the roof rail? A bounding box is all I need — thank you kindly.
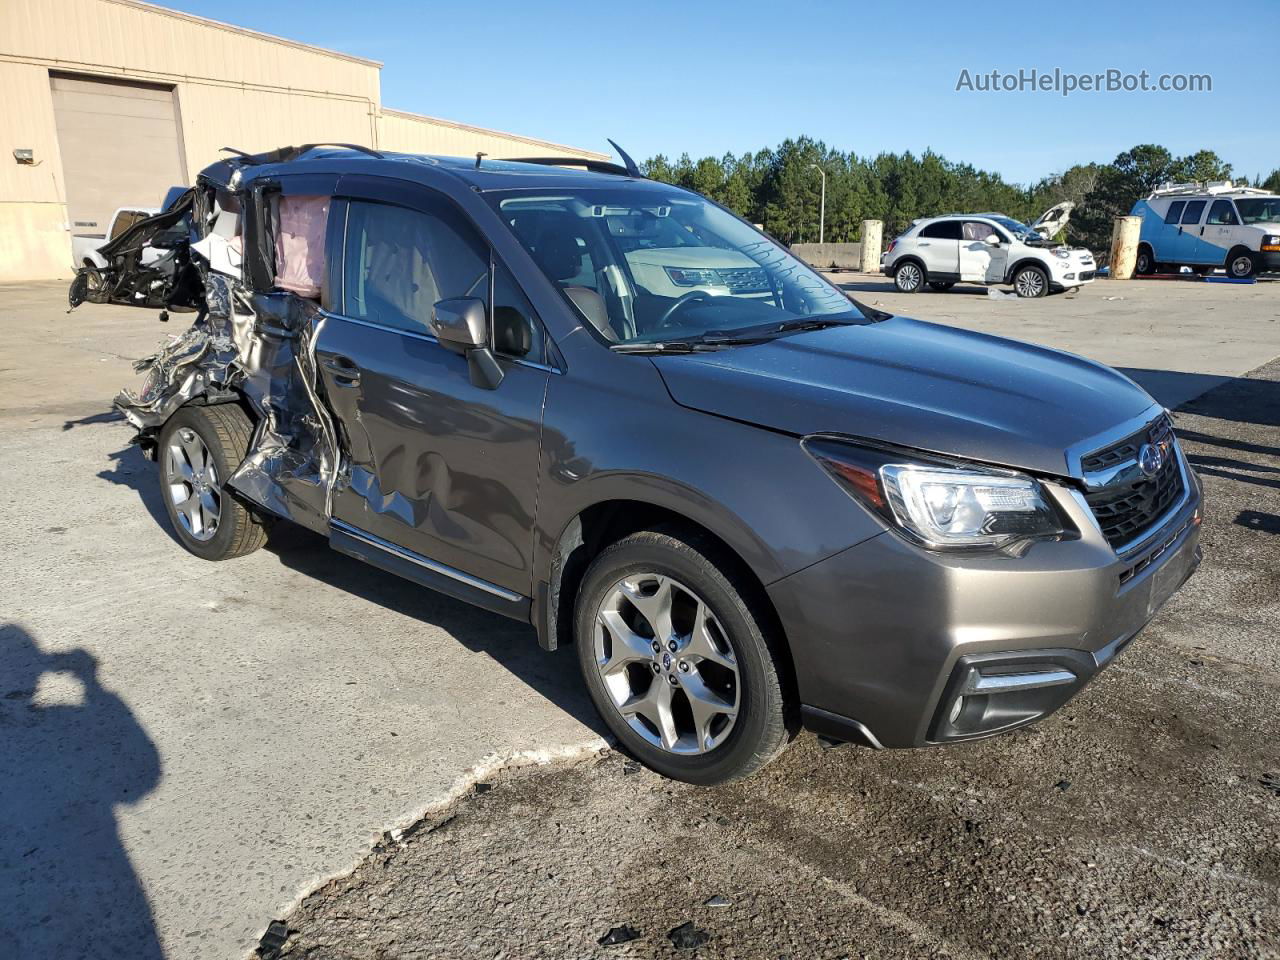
[1149,179,1269,198]
[499,156,639,178]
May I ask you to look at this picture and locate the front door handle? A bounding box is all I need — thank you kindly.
[322,355,361,385]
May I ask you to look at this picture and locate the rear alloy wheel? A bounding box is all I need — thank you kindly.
[158,404,267,561]
[894,261,924,293]
[1227,250,1256,278]
[575,529,791,784]
[1013,264,1049,298]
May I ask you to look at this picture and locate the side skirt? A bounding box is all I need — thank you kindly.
[329,519,532,622]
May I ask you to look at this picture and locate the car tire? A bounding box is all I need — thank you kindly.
[928,281,955,292]
[1013,264,1049,298]
[573,527,793,785]
[893,261,925,293]
[157,403,267,561]
[1226,248,1256,279]
[1135,246,1155,275]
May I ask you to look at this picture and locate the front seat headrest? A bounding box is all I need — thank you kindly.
[532,229,583,282]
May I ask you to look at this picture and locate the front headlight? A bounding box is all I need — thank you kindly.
[665,266,723,287]
[1053,249,1072,259]
[804,437,1066,551]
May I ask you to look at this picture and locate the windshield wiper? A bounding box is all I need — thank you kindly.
[610,340,722,354]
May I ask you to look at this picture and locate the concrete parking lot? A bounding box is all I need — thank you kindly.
[1,277,1278,959]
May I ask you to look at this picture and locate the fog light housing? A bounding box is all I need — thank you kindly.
[930,649,1098,742]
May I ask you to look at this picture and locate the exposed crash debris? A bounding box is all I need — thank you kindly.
[256,919,290,959]
[597,925,641,946]
[667,920,711,950]
[68,189,203,312]
[88,146,348,537]
[702,895,732,908]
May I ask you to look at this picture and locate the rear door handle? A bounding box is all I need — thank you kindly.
[322,355,360,384]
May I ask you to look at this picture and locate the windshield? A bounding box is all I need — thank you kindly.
[1235,197,1280,224]
[487,186,862,346]
[988,216,1040,241]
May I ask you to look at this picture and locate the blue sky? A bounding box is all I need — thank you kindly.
[166,0,1277,186]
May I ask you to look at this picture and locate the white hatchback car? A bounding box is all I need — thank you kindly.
[881,212,1096,297]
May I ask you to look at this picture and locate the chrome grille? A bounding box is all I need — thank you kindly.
[715,267,770,294]
[1082,416,1184,549]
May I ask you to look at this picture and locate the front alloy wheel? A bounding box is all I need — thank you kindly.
[1014,265,1049,298]
[574,528,792,784]
[593,574,740,755]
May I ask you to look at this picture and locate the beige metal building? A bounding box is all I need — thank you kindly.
[0,0,608,282]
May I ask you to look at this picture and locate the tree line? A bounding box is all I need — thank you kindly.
[641,137,1280,255]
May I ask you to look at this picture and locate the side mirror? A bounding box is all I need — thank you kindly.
[985,234,1001,246]
[429,296,504,390]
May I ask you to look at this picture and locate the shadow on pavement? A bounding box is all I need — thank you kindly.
[94,440,605,739]
[262,522,605,738]
[0,624,163,959]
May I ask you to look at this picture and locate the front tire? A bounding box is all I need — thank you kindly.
[893,261,925,293]
[157,403,267,561]
[1013,264,1049,298]
[1227,248,1256,278]
[574,528,792,784]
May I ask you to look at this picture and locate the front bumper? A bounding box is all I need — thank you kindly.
[771,455,1202,748]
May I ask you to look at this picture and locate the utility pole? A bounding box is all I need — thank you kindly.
[808,163,826,245]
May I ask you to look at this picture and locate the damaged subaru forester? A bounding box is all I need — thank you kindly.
[85,144,1202,784]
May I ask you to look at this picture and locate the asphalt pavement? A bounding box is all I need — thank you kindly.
[1,277,1277,959]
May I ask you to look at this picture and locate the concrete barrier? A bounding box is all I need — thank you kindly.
[859,220,883,274]
[791,242,863,271]
[1109,215,1142,279]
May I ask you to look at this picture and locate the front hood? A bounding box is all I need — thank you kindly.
[626,247,758,269]
[652,318,1156,477]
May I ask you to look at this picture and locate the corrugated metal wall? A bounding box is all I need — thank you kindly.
[0,0,603,282]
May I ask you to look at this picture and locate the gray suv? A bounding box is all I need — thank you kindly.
[98,145,1203,784]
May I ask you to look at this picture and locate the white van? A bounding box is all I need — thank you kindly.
[1131,182,1280,278]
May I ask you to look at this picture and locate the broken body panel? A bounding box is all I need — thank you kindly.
[109,153,340,537]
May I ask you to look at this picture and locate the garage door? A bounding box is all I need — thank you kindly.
[50,73,187,243]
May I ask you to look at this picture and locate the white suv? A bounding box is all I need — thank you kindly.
[881,212,1096,297]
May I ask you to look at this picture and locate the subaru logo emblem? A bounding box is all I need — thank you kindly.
[661,652,672,671]
[1138,442,1164,478]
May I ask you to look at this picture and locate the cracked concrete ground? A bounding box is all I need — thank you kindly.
[1,278,1277,959]
[273,362,1280,959]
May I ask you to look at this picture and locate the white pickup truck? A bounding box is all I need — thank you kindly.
[70,187,188,270]
[71,206,158,269]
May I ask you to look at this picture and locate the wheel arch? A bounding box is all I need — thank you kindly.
[892,255,927,276]
[538,498,798,706]
[1004,257,1049,284]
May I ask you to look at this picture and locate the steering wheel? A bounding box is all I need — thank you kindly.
[657,290,716,329]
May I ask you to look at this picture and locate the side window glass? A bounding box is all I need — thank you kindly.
[1163,201,1185,225]
[920,221,960,240]
[492,261,546,364]
[961,221,995,242]
[1206,200,1238,225]
[1181,200,1206,225]
[343,199,488,335]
